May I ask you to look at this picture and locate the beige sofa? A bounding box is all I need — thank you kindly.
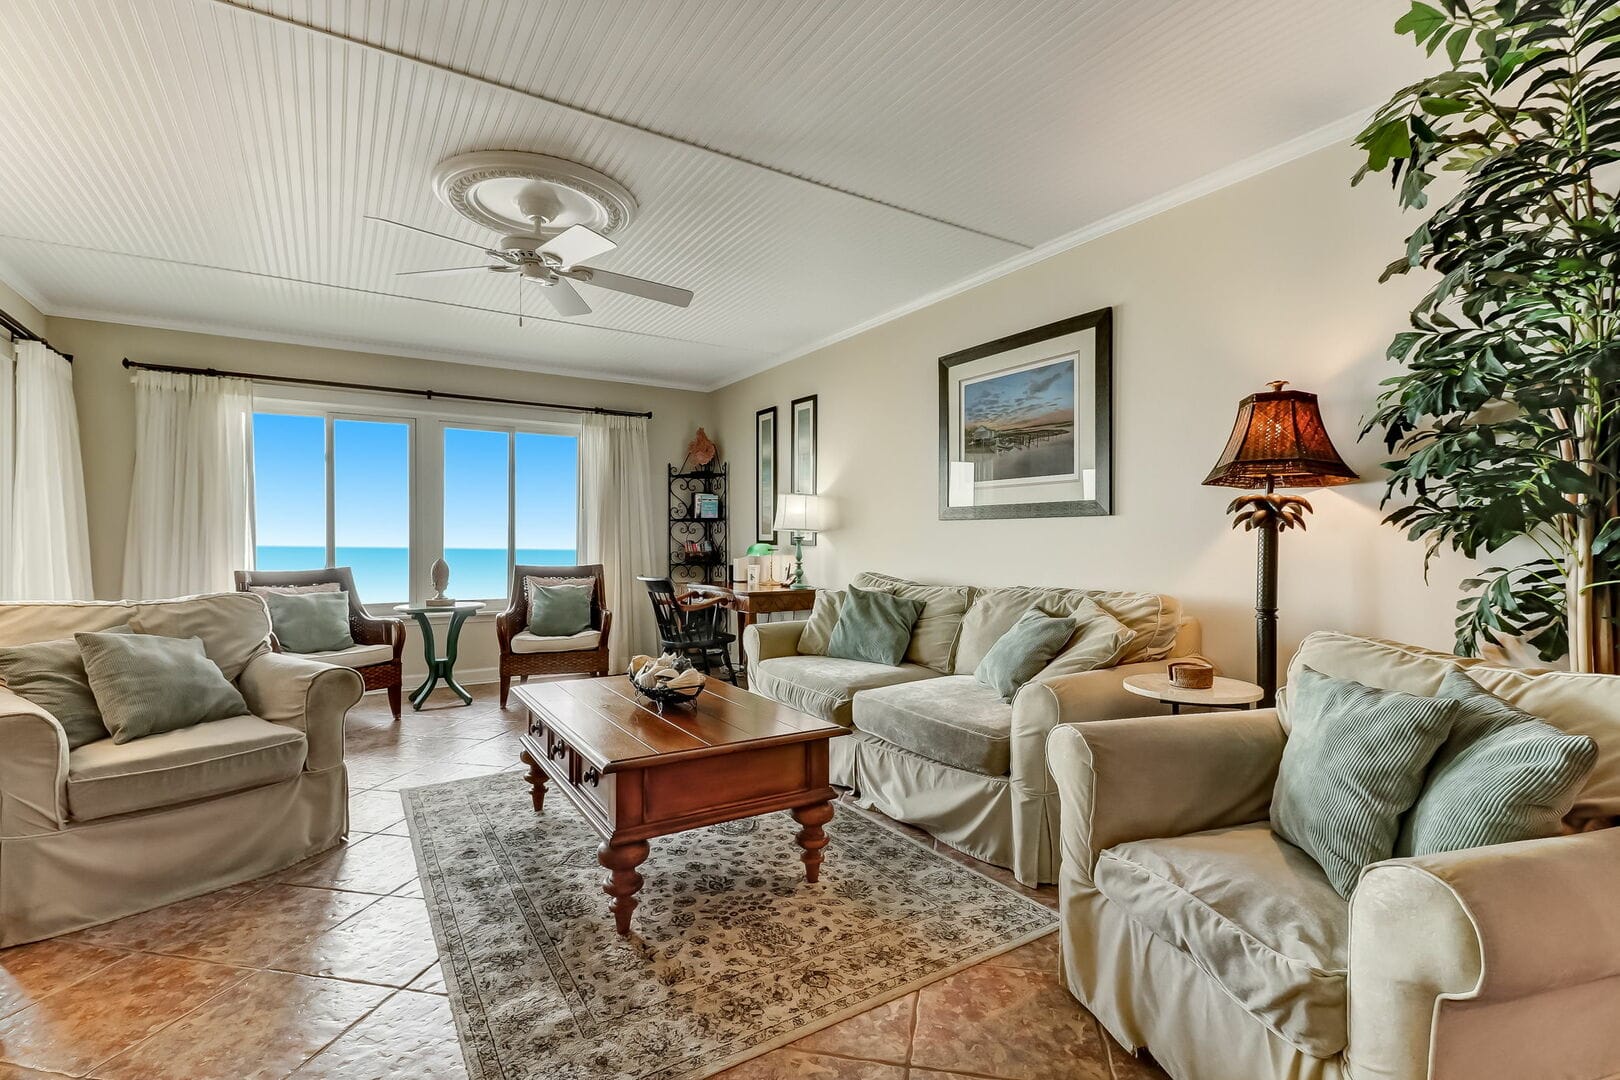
[1049,630,1620,1080]
[744,571,1201,887]
[0,592,362,946]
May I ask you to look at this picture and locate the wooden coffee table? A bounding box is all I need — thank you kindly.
[513,677,847,935]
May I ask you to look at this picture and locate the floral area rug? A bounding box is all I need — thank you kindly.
[402,771,1057,1080]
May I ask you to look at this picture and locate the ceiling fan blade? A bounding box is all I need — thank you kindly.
[396,265,508,277]
[568,266,693,308]
[537,223,616,268]
[365,215,491,252]
[532,275,591,317]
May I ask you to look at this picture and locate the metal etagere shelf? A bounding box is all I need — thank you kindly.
[668,463,728,586]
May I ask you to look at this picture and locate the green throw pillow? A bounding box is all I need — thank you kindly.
[77,632,249,744]
[974,610,1078,702]
[1270,667,1458,897]
[825,585,924,667]
[0,627,131,749]
[1397,667,1597,856]
[529,584,593,636]
[263,590,354,654]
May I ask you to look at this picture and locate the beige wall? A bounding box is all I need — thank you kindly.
[711,144,1487,680]
[45,317,712,683]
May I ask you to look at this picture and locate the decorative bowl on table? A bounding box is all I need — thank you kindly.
[627,653,707,710]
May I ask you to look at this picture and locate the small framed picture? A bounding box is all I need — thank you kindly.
[756,406,778,543]
[694,492,721,519]
[790,394,818,495]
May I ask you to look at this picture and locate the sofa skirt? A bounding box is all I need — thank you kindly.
[832,730,1019,873]
[0,765,348,947]
[1058,874,1344,1080]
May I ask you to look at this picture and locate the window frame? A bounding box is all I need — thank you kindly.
[251,388,582,612]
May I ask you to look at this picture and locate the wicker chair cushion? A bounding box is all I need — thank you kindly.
[511,630,602,655]
[299,643,395,668]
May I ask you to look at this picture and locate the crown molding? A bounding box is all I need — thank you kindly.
[0,252,53,325]
[42,305,717,393]
[705,107,1374,392]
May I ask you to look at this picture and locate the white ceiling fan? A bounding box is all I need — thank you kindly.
[371,150,694,321]
[369,216,692,320]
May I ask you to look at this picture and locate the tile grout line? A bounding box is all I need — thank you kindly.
[75,955,259,1078]
[285,986,406,1078]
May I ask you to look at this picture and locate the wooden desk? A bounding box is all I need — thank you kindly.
[684,583,818,653]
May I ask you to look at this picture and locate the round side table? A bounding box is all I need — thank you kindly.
[1122,673,1264,715]
[394,602,486,710]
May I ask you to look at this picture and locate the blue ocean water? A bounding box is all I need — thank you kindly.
[254,546,578,604]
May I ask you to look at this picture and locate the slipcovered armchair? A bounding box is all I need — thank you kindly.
[0,593,361,946]
[495,563,612,707]
[235,566,406,719]
[1047,631,1620,1080]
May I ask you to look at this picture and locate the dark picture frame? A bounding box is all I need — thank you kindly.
[790,394,818,495]
[938,307,1113,520]
[755,405,778,543]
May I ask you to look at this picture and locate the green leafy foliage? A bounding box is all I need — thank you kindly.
[1357,0,1620,667]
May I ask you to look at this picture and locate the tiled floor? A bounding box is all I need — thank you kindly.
[0,683,1166,1080]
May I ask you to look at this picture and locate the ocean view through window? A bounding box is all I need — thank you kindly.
[253,408,579,605]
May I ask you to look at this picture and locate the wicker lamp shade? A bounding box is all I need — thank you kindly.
[1203,381,1358,490]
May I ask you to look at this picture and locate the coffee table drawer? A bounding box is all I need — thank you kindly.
[642,743,809,823]
[520,731,615,830]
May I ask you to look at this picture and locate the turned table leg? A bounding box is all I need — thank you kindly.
[520,749,547,812]
[598,839,650,936]
[791,802,834,883]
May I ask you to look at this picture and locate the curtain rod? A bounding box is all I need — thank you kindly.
[0,306,72,362]
[119,358,653,419]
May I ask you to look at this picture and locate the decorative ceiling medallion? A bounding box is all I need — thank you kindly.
[431,151,637,240]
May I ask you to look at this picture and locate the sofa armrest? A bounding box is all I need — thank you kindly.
[0,688,68,836]
[1046,709,1284,880]
[238,652,362,772]
[1348,828,1620,1080]
[744,620,806,666]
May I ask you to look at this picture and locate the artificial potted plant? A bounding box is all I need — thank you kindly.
[1357,0,1619,673]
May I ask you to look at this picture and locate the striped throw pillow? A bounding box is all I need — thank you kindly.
[1396,668,1597,857]
[1270,667,1458,897]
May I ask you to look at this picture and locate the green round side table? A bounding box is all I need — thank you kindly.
[394,602,485,709]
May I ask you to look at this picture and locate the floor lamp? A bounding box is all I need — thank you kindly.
[1203,381,1357,707]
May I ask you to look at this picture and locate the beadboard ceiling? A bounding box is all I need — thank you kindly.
[0,0,1424,389]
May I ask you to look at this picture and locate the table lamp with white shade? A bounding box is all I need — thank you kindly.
[772,493,830,589]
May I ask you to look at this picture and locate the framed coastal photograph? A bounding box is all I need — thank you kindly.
[790,394,817,495]
[755,406,778,542]
[939,308,1112,519]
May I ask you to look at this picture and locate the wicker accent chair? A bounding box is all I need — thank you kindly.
[495,563,613,707]
[234,567,407,720]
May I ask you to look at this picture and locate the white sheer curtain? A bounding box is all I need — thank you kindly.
[8,341,92,600]
[580,413,660,673]
[122,370,254,599]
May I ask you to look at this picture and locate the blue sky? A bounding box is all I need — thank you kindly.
[253,413,578,549]
[962,357,1075,431]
